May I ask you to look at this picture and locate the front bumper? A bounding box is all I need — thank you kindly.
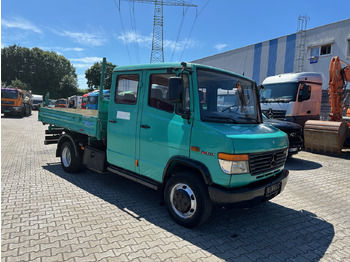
[208,169,289,207]
[1,106,22,114]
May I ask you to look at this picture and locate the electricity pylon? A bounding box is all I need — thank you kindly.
[122,0,197,63]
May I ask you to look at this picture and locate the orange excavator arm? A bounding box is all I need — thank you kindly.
[328,56,350,121]
[303,56,350,155]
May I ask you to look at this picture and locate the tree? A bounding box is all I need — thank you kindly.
[9,78,28,90]
[1,45,78,98]
[59,75,79,98]
[85,60,116,91]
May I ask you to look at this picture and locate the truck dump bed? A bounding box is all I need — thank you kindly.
[38,107,106,138]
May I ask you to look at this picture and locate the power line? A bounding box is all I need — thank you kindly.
[121,0,197,63]
[179,0,210,61]
[170,6,189,62]
[114,0,133,64]
[128,1,140,63]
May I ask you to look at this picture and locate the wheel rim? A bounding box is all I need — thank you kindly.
[62,146,71,167]
[170,183,197,219]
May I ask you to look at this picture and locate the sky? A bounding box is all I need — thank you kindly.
[1,0,350,90]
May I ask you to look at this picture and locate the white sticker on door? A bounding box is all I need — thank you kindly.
[117,111,130,120]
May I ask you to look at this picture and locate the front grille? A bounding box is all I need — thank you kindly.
[2,101,14,105]
[249,149,287,176]
[262,109,286,119]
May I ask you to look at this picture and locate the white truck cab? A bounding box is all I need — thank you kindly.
[32,94,43,110]
[260,72,323,127]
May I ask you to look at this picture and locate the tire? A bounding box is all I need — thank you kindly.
[60,141,82,173]
[164,172,213,228]
[19,108,24,118]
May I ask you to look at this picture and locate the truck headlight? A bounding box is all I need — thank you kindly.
[13,107,21,111]
[218,153,250,174]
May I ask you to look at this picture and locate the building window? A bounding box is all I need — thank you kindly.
[347,39,350,58]
[310,47,319,57]
[310,43,332,57]
[320,44,331,55]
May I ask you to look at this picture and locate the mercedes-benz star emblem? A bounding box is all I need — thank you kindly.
[269,153,276,167]
[267,108,273,118]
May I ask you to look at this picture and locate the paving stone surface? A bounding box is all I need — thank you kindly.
[2,111,350,261]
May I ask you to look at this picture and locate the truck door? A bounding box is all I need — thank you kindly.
[107,72,142,173]
[295,83,317,125]
[138,70,192,182]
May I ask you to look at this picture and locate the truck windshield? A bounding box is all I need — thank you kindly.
[197,68,260,124]
[1,89,18,99]
[88,96,97,104]
[260,83,299,102]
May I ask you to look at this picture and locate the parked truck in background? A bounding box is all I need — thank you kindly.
[86,90,110,110]
[55,98,68,108]
[68,95,83,109]
[39,59,289,227]
[32,94,43,110]
[260,72,323,127]
[1,87,32,117]
[81,93,89,109]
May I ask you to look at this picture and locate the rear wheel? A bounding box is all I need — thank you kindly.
[60,141,82,173]
[164,172,213,228]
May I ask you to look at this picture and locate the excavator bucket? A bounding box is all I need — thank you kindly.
[304,120,348,155]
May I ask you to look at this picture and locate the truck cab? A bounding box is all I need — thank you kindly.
[68,95,82,109]
[1,87,32,117]
[40,62,289,227]
[32,94,43,110]
[260,72,323,127]
[86,90,110,110]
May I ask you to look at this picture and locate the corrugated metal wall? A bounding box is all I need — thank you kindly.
[192,19,350,90]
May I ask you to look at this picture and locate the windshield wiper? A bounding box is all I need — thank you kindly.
[206,116,238,123]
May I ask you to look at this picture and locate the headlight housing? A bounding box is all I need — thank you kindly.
[218,153,250,174]
[13,107,21,111]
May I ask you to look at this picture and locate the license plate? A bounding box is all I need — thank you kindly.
[4,110,10,113]
[265,182,282,198]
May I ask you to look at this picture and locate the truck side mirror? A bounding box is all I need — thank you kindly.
[168,77,183,103]
[298,84,311,102]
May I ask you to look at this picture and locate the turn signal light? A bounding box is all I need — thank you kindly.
[218,153,248,161]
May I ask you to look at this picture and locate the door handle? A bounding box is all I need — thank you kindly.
[140,124,150,129]
[109,119,117,123]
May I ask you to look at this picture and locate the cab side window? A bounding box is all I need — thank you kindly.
[148,73,190,114]
[115,75,139,105]
[148,74,176,113]
[298,84,311,102]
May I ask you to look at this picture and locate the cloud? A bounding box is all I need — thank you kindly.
[117,31,153,47]
[77,75,88,89]
[58,30,107,46]
[61,47,84,52]
[214,43,228,52]
[70,57,103,64]
[69,57,103,70]
[164,38,199,51]
[2,17,42,34]
[117,31,200,51]
[39,46,84,53]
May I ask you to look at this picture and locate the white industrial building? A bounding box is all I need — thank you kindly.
[193,18,350,91]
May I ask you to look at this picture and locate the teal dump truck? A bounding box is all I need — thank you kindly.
[39,59,289,227]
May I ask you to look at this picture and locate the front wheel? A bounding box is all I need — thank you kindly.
[164,172,213,228]
[60,141,82,173]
